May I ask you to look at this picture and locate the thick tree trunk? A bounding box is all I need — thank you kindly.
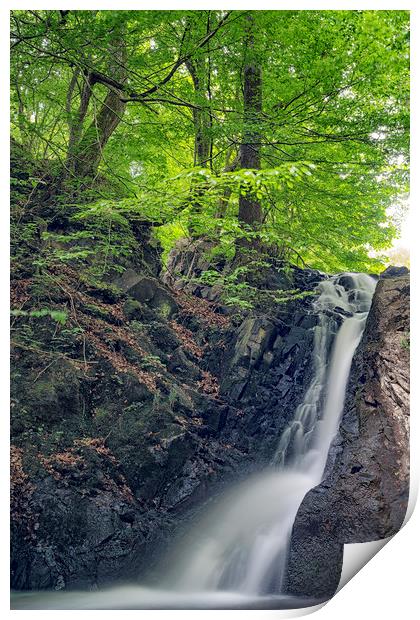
[186,12,213,169]
[238,16,263,228]
[65,69,92,175]
[186,59,212,168]
[66,38,126,180]
[72,87,125,178]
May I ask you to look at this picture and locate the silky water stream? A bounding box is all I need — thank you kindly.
[12,273,376,610]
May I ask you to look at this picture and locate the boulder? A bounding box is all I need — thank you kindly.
[11,359,82,429]
[115,271,178,319]
[380,265,409,279]
[123,298,143,321]
[230,317,276,370]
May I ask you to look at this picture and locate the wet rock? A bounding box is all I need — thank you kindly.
[285,274,410,598]
[200,401,230,432]
[336,274,355,290]
[10,466,150,590]
[297,314,318,329]
[276,375,293,398]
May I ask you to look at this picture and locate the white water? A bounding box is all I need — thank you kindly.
[11,273,376,610]
[164,272,376,596]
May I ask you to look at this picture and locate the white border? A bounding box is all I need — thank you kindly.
[1,2,418,619]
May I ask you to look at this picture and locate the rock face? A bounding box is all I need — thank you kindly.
[11,238,325,591]
[285,273,410,599]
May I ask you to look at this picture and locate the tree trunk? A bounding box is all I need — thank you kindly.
[66,37,127,180]
[72,87,126,178]
[185,12,213,169]
[186,58,212,168]
[238,16,263,228]
[185,14,213,236]
[216,146,239,217]
[65,68,92,175]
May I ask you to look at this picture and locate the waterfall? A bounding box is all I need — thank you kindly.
[11,273,377,610]
[166,272,377,596]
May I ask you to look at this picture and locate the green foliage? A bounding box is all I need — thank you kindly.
[139,354,165,371]
[25,199,140,278]
[401,333,410,350]
[10,9,409,275]
[11,308,68,325]
[155,221,188,265]
[195,261,314,311]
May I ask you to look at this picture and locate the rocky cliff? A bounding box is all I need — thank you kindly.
[285,270,410,599]
[11,237,324,590]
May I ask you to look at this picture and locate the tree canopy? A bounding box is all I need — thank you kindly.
[10,9,409,274]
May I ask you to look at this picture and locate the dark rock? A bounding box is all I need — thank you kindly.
[200,401,229,432]
[276,375,293,398]
[116,272,179,319]
[148,323,181,353]
[234,317,276,368]
[336,274,355,290]
[167,347,201,379]
[297,314,318,329]
[380,265,409,279]
[280,327,307,359]
[114,268,145,293]
[11,359,83,428]
[123,298,143,321]
[128,277,159,303]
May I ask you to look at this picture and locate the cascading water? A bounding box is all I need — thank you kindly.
[164,272,377,597]
[11,273,377,610]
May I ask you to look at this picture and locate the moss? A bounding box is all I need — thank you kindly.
[84,302,111,320]
[150,289,178,319]
[401,332,410,350]
[123,298,143,321]
[31,380,58,407]
[154,298,174,319]
[81,276,123,303]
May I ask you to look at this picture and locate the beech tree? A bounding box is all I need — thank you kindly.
[11,9,409,272]
[238,14,263,228]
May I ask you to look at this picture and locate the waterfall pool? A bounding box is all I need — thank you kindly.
[11,586,326,610]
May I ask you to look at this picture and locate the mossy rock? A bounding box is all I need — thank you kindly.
[11,359,83,427]
[84,302,112,321]
[123,298,143,321]
[106,398,197,500]
[148,322,180,353]
[117,273,179,320]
